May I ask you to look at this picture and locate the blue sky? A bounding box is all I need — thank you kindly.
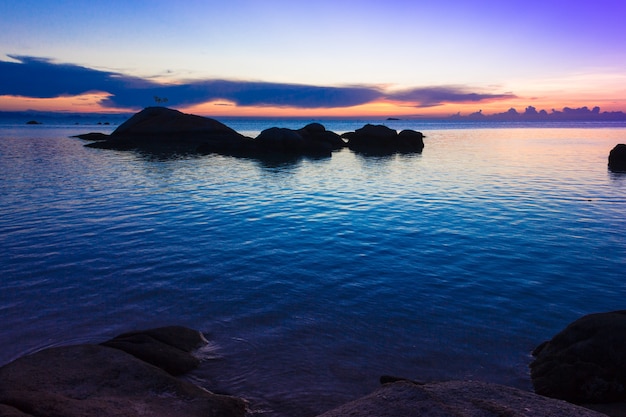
[1,0,625,116]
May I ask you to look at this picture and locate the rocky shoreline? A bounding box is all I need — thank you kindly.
[2,311,626,416]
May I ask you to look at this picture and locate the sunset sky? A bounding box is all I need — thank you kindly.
[1,0,625,117]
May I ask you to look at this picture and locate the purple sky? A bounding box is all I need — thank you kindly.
[1,0,625,116]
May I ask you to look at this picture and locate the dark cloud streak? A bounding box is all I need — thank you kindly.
[389,86,517,107]
[1,55,515,109]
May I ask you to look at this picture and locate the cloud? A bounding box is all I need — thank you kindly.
[102,79,384,109]
[0,55,514,110]
[389,86,517,107]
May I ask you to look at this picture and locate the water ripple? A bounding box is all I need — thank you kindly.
[1,126,626,415]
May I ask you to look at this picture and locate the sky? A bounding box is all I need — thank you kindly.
[1,0,625,117]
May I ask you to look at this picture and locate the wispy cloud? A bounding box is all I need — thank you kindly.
[1,55,515,110]
[389,86,517,107]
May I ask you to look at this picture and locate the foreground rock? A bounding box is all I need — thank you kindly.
[0,326,246,417]
[318,380,605,417]
[101,325,208,376]
[342,124,425,155]
[609,144,626,172]
[530,310,626,404]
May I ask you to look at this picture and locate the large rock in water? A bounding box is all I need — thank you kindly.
[608,144,626,172]
[85,107,251,154]
[342,124,424,155]
[254,127,331,157]
[530,310,626,404]
[0,326,247,417]
[297,122,346,151]
[317,380,606,417]
[252,123,345,157]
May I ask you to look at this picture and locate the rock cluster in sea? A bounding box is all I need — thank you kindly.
[76,106,425,158]
[4,312,626,417]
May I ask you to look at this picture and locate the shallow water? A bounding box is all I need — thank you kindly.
[1,121,625,416]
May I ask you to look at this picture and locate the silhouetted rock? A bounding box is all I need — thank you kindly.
[343,124,424,155]
[530,310,626,404]
[82,107,343,159]
[25,120,41,125]
[253,126,333,157]
[317,380,605,417]
[86,107,251,154]
[0,326,247,417]
[608,144,626,172]
[297,123,346,151]
[398,129,425,152]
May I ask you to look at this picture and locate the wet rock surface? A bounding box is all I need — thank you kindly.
[0,326,247,417]
[531,310,626,404]
[5,314,623,417]
[317,380,606,417]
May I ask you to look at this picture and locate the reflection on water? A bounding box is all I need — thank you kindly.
[1,124,626,416]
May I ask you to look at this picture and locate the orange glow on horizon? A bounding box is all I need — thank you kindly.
[1,95,625,118]
[0,93,129,113]
[180,100,434,118]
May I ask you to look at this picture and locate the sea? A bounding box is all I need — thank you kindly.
[1,114,625,416]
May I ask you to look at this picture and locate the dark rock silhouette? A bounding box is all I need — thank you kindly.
[0,326,247,417]
[254,126,332,157]
[530,310,626,404]
[80,107,345,159]
[398,129,426,151]
[78,107,427,159]
[25,120,41,125]
[608,144,626,172]
[342,124,424,155]
[318,380,605,417]
[85,107,251,154]
[297,122,346,151]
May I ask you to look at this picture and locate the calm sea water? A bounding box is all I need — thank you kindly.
[1,118,625,416]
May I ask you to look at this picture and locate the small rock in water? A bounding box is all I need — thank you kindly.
[608,144,626,172]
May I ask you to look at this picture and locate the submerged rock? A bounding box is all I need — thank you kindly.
[0,326,247,417]
[530,310,626,404]
[317,380,605,417]
[343,124,424,155]
[100,325,208,376]
[608,144,626,172]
